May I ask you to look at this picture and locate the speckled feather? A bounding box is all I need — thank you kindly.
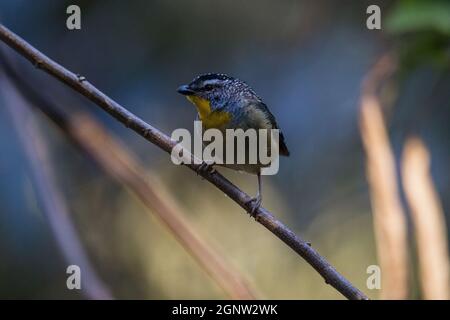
[187,73,289,156]
[179,73,290,174]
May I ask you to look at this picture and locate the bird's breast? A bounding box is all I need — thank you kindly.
[202,111,232,129]
[186,95,232,129]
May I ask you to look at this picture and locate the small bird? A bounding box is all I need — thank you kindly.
[177,73,289,214]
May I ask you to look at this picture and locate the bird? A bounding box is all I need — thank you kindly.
[177,73,289,214]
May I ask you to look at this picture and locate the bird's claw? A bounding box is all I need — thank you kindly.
[196,162,216,176]
[246,195,262,217]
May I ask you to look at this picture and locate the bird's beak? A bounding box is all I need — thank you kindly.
[177,84,195,96]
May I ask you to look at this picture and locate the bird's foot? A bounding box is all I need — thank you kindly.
[245,195,262,217]
[196,161,216,176]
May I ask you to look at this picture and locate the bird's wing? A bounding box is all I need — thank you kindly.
[244,101,290,157]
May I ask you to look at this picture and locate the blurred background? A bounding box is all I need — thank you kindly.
[0,0,448,299]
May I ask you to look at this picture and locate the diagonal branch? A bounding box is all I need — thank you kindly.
[0,24,368,300]
[1,55,257,299]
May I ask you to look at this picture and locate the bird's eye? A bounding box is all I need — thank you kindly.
[204,84,214,91]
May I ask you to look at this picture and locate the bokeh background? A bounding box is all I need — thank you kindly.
[0,0,449,299]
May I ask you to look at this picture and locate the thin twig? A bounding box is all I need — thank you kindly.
[0,24,368,300]
[359,54,409,299]
[402,137,449,300]
[0,75,113,300]
[1,55,257,299]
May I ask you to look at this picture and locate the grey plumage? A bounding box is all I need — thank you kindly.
[186,73,289,159]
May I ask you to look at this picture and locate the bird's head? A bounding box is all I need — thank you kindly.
[177,73,255,116]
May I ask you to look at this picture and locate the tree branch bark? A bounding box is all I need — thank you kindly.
[0,24,368,300]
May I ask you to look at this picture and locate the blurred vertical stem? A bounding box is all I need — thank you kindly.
[359,54,409,299]
[402,137,449,300]
[1,76,113,300]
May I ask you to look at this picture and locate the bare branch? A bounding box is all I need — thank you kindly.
[359,54,409,299]
[0,24,368,300]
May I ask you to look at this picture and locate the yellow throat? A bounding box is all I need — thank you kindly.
[186,95,231,129]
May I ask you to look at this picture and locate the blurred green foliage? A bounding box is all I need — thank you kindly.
[386,0,450,70]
